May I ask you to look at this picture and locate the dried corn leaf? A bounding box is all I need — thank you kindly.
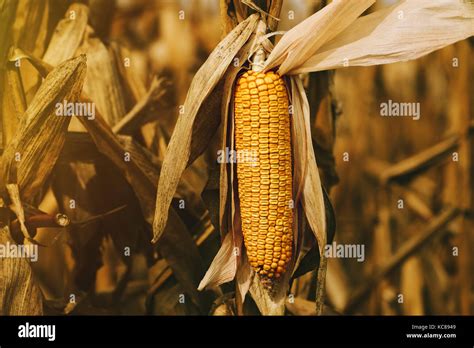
[158,213,208,311]
[77,110,157,224]
[267,0,284,32]
[235,250,252,304]
[0,0,19,149]
[6,183,30,240]
[0,226,43,315]
[293,0,474,74]
[14,0,49,59]
[43,3,89,66]
[113,76,166,135]
[110,42,147,104]
[9,47,52,78]
[0,188,42,315]
[198,232,236,291]
[152,14,259,243]
[1,56,27,144]
[264,0,374,75]
[0,55,86,202]
[0,0,18,67]
[77,35,126,126]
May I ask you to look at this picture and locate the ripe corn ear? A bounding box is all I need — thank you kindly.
[234,70,293,284]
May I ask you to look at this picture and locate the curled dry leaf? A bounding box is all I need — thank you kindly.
[0,55,87,202]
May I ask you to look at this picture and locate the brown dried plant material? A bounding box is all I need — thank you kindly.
[6,183,30,241]
[42,3,89,66]
[152,14,259,243]
[9,47,52,78]
[0,185,42,315]
[1,53,27,145]
[0,0,18,67]
[345,208,459,313]
[0,0,19,148]
[290,0,474,74]
[0,226,43,315]
[77,111,209,309]
[401,257,424,315]
[220,0,239,36]
[112,76,166,135]
[0,55,86,202]
[77,107,158,225]
[77,35,126,126]
[264,0,374,75]
[290,77,326,256]
[14,0,49,59]
[381,135,459,183]
[110,42,147,105]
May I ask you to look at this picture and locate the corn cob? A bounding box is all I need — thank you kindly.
[234,70,293,285]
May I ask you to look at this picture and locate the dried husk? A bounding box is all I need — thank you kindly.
[290,0,474,74]
[264,0,375,75]
[290,77,327,255]
[198,232,236,290]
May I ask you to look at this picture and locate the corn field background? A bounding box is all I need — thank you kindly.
[0,0,473,316]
